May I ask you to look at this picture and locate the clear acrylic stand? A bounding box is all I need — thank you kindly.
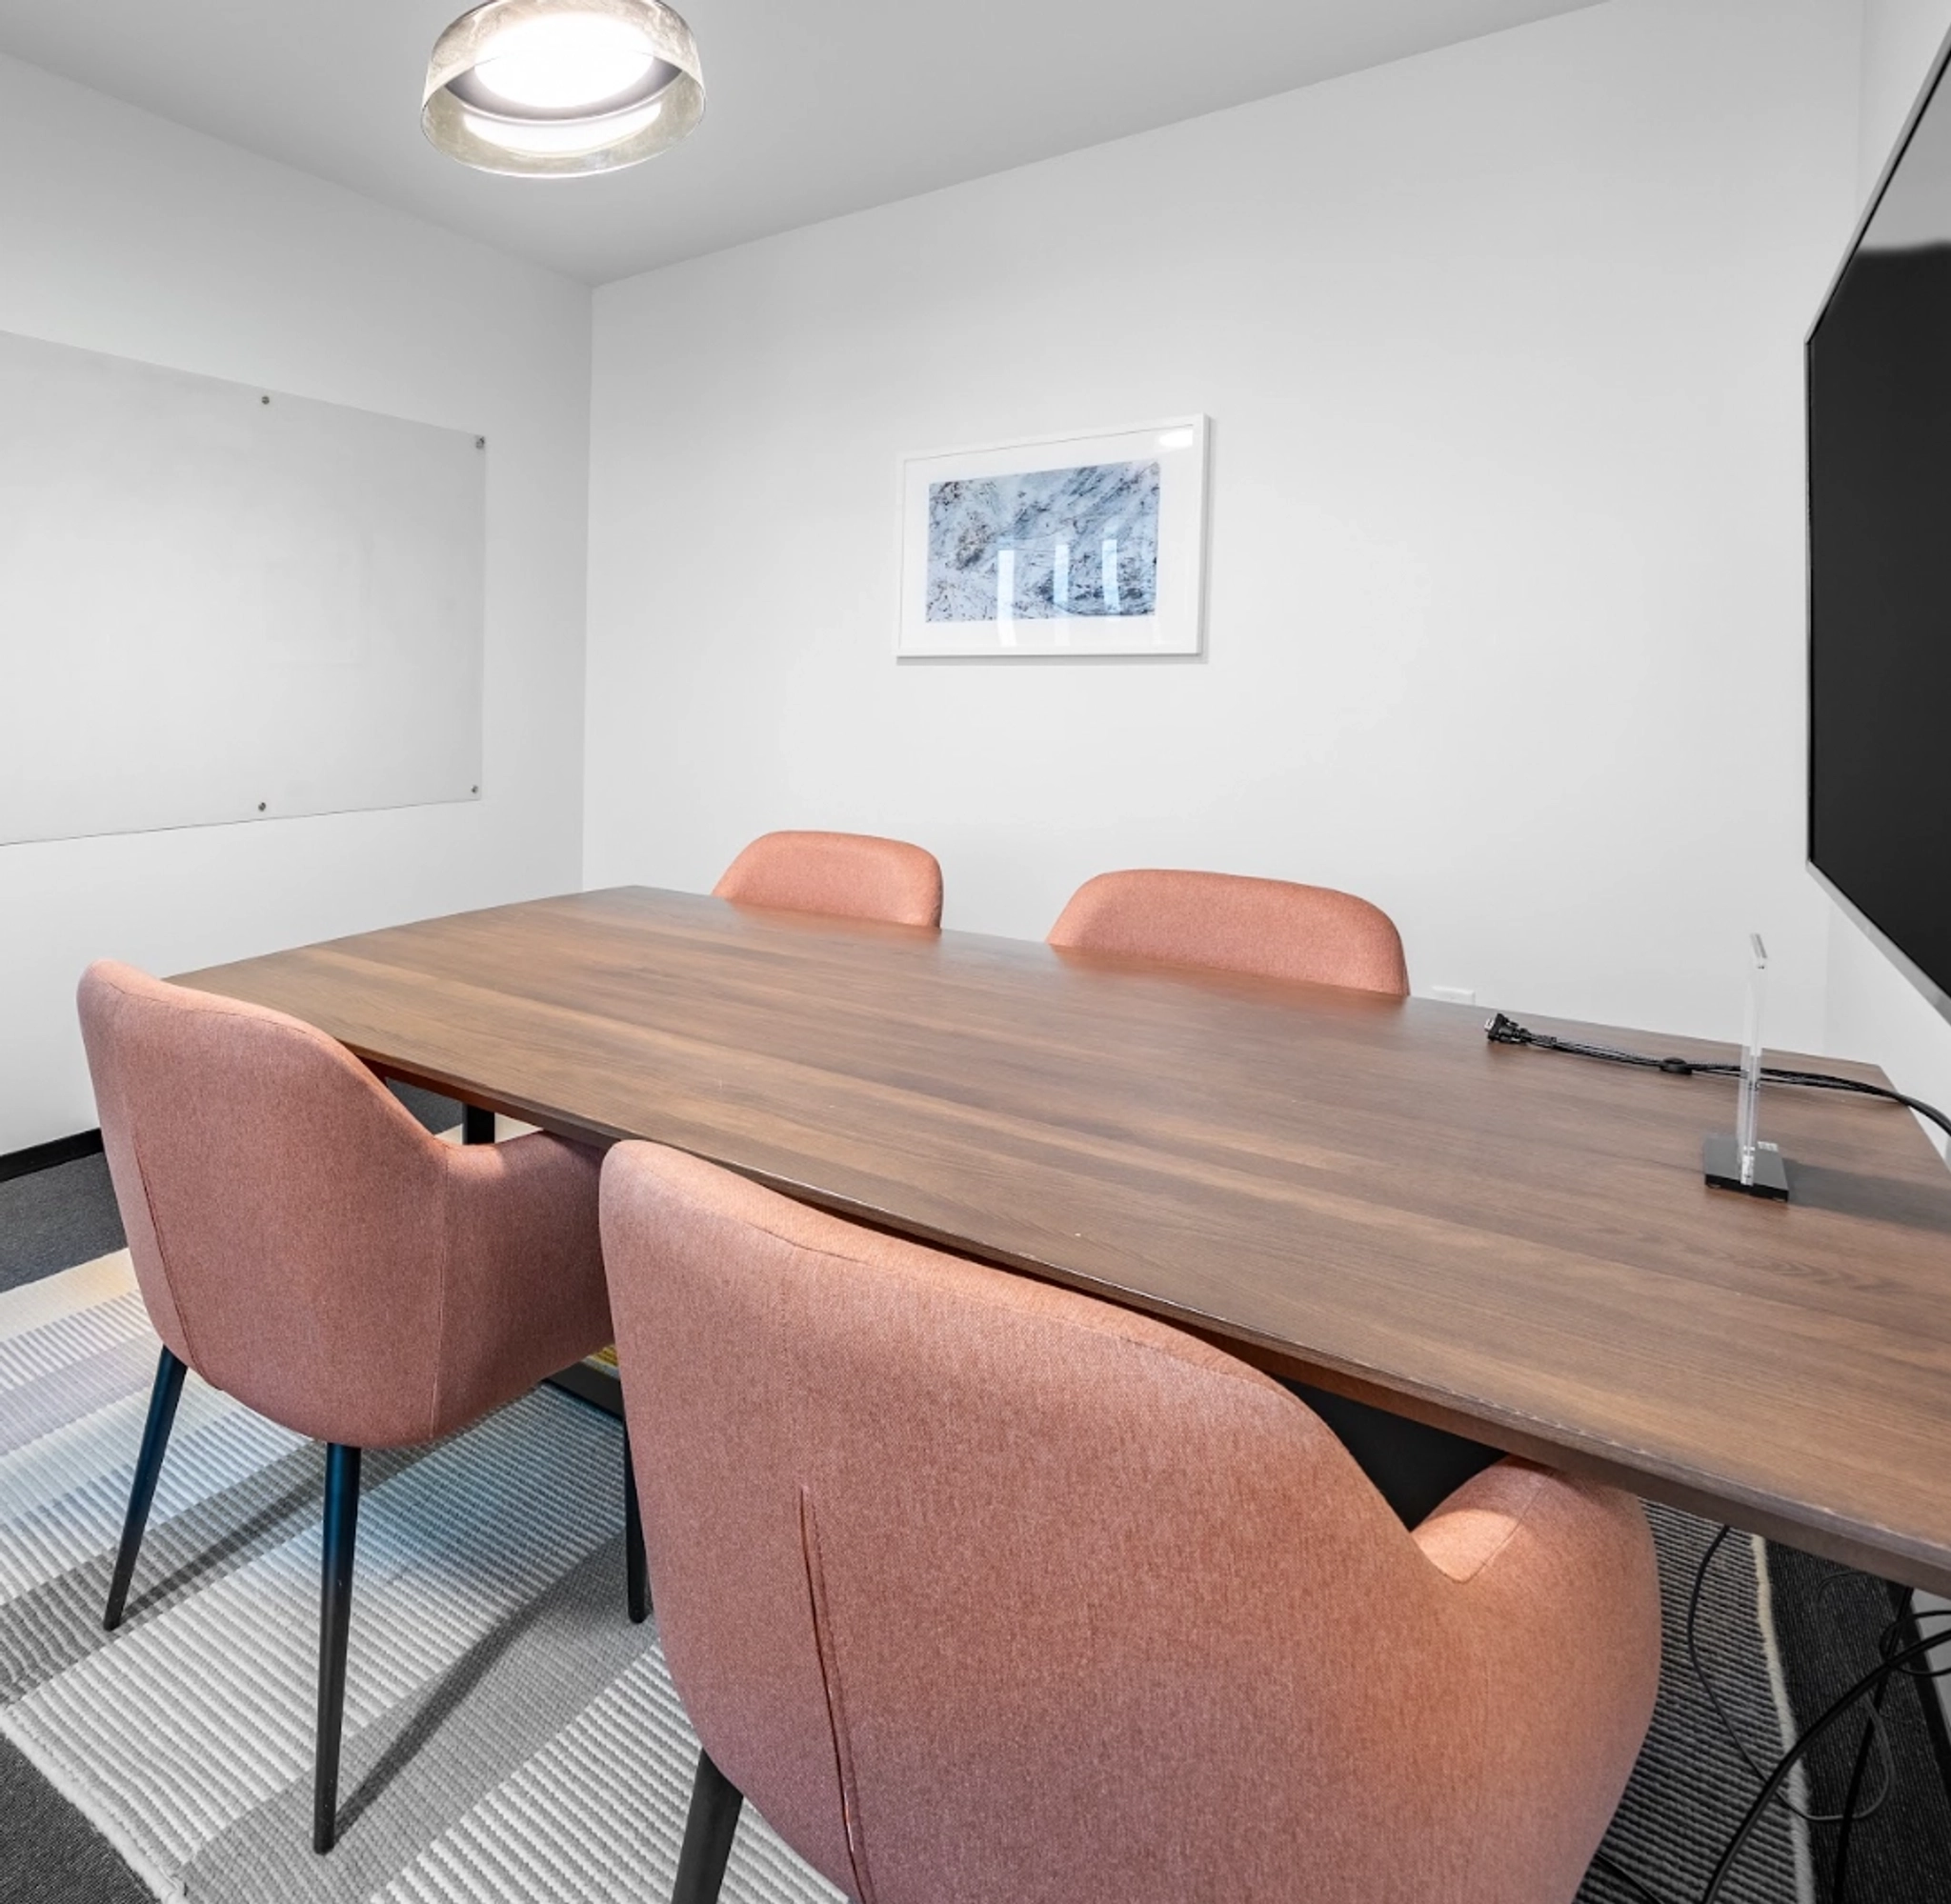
[1703,933,1790,1200]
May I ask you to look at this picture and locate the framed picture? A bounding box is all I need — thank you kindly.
[897,415,1209,659]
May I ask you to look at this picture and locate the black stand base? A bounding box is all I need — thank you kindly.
[1703,1133,1790,1201]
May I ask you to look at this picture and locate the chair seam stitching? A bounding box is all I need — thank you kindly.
[798,1484,877,1904]
[1439,1469,1548,1585]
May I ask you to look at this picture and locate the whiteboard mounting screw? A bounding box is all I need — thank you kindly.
[257,801,267,812]
[471,785,479,794]
[260,395,271,406]
[475,436,486,450]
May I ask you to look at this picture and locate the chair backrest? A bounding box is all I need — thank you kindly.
[77,960,462,1446]
[1048,868,1409,995]
[713,831,943,928]
[601,1141,1647,1904]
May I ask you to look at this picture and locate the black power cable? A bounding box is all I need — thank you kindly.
[1483,1012,1951,1143]
[1588,1846,1670,1904]
[1700,1625,1951,1903]
[1686,1526,1893,1825]
[1831,1591,1913,1904]
[1590,1572,1951,1904]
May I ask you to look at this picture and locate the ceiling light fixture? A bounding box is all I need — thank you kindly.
[423,0,704,178]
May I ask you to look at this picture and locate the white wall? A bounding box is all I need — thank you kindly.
[0,52,593,1152]
[1860,0,1951,192]
[584,0,1861,1052]
[1821,0,1951,1150]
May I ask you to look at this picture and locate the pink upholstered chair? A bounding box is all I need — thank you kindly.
[1052,868,1447,1522]
[76,960,644,1855]
[600,1142,1661,1904]
[713,831,943,929]
[1048,868,1410,996]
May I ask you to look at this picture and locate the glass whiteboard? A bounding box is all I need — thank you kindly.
[0,330,486,845]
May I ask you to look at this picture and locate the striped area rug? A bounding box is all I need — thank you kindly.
[0,1253,838,1904]
[0,1253,1805,1903]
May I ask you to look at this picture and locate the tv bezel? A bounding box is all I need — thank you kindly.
[1805,22,1951,1030]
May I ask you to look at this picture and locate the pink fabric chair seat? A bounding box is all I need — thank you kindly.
[713,831,943,929]
[1048,867,1410,995]
[602,1141,1660,1904]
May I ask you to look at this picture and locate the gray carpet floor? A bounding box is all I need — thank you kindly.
[0,1730,152,1904]
[0,1153,126,1298]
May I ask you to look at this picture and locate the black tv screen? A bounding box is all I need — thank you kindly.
[1809,45,1951,1014]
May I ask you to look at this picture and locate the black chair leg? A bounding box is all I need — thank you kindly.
[104,1347,188,1631]
[672,1748,743,1904]
[313,1444,362,1854]
[624,1429,650,1625]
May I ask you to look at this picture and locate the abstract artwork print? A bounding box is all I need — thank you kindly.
[926,461,1160,624]
[897,417,1205,656]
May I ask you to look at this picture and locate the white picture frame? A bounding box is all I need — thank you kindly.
[897,415,1209,659]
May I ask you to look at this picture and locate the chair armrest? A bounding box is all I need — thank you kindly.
[1415,1459,1557,1581]
[1414,1458,1659,1618]
[435,1132,613,1434]
[1412,1459,1662,1902]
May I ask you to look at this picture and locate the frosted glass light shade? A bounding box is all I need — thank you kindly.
[423,0,705,178]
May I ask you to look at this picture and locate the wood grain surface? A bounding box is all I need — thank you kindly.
[178,887,1951,1593]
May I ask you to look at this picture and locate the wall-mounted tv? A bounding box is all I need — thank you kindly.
[1808,34,1951,1022]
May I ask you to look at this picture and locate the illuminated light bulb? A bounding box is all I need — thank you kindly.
[473,14,654,110]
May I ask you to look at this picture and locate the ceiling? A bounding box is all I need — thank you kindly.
[0,1,1604,286]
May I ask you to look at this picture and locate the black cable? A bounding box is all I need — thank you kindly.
[1684,1526,1892,1824]
[1597,1536,1935,1904]
[1833,1591,1912,1904]
[1700,1624,1951,1903]
[1588,1846,1672,1904]
[1484,1012,1951,1142]
[1890,1601,1951,1680]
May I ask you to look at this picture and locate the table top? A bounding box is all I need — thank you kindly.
[178,886,1951,1593]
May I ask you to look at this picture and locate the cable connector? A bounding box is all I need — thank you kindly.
[1485,1012,1566,1053]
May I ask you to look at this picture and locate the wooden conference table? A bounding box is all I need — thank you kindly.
[178,886,1951,1596]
